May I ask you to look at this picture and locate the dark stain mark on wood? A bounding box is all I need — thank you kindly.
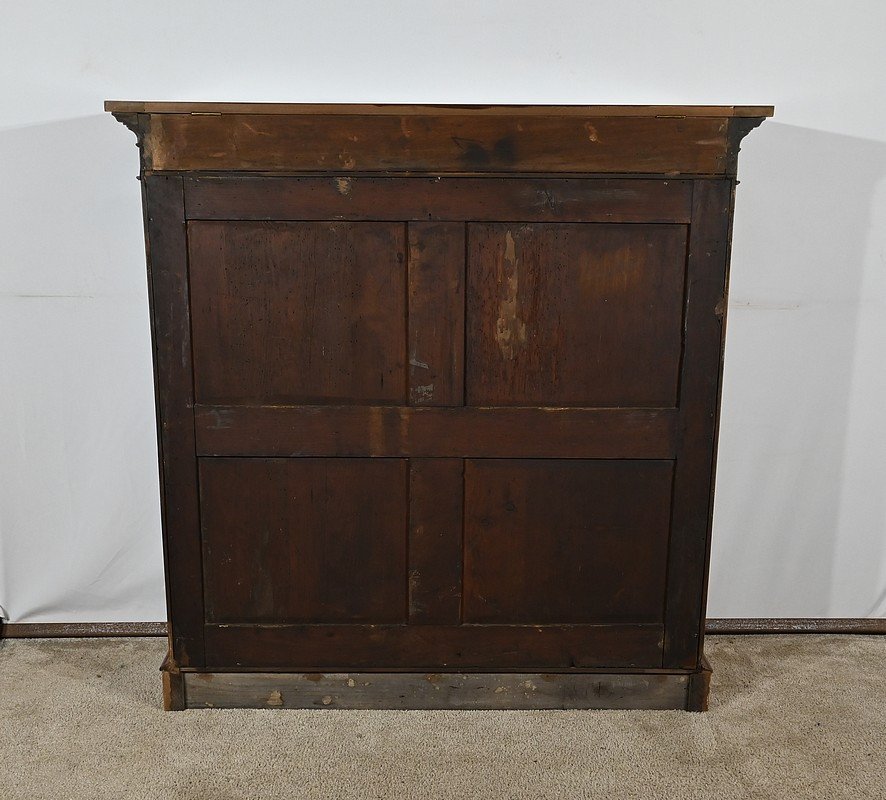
[493,135,517,164]
[452,136,491,167]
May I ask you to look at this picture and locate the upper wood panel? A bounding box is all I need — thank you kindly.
[188,221,406,405]
[108,104,772,176]
[466,223,687,407]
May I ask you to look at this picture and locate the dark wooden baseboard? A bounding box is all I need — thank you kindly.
[705,618,886,634]
[2,618,883,639]
[0,621,167,638]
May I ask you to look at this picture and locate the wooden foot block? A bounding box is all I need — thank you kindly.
[686,654,713,712]
[160,651,185,711]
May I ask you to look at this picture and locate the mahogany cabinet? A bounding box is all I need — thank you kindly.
[108,102,771,710]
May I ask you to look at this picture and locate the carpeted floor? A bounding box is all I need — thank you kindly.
[1,635,883,799]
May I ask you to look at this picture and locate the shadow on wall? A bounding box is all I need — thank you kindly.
[711,122,886,616]
[0,114,164,623]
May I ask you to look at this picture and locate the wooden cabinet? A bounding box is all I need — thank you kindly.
[108,102,771,710]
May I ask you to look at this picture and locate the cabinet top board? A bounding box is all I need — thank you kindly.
[105,101,773,117]
[107,102,772,176]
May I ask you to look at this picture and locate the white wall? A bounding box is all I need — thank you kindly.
[2,0,884,622]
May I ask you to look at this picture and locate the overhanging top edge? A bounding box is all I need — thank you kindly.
[104,101,775,118]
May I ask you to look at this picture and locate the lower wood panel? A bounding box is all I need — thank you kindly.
[200,458,408,624]
[182,670,692,711]
[408,458,464,624]
[204,623,664,670]
[463,459,672,624]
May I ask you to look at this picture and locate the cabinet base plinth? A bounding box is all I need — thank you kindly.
[164,661,713,711]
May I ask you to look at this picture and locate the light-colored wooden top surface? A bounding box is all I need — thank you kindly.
[105,102,774,118]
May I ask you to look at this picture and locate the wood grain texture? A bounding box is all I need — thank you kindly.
[139,113,732,174]
[143,175,204,669]
[188,221,406,405]
[194,405,678,459]
[184,670,690,710]
[408,459,464,624]
[663,180,734,669]
[200,458,408,624]
[466,223,687,407]
[204,623,664,670]
[463,459,673,625]
[185,176,693,223]
[407,222,465,406]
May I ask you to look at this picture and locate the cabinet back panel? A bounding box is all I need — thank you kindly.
[169,177,711,671]
[188,221,407,405]
[111,104,769,706]
[466,223,687,407]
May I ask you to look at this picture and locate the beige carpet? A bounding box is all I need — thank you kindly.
[1,636,883,799]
